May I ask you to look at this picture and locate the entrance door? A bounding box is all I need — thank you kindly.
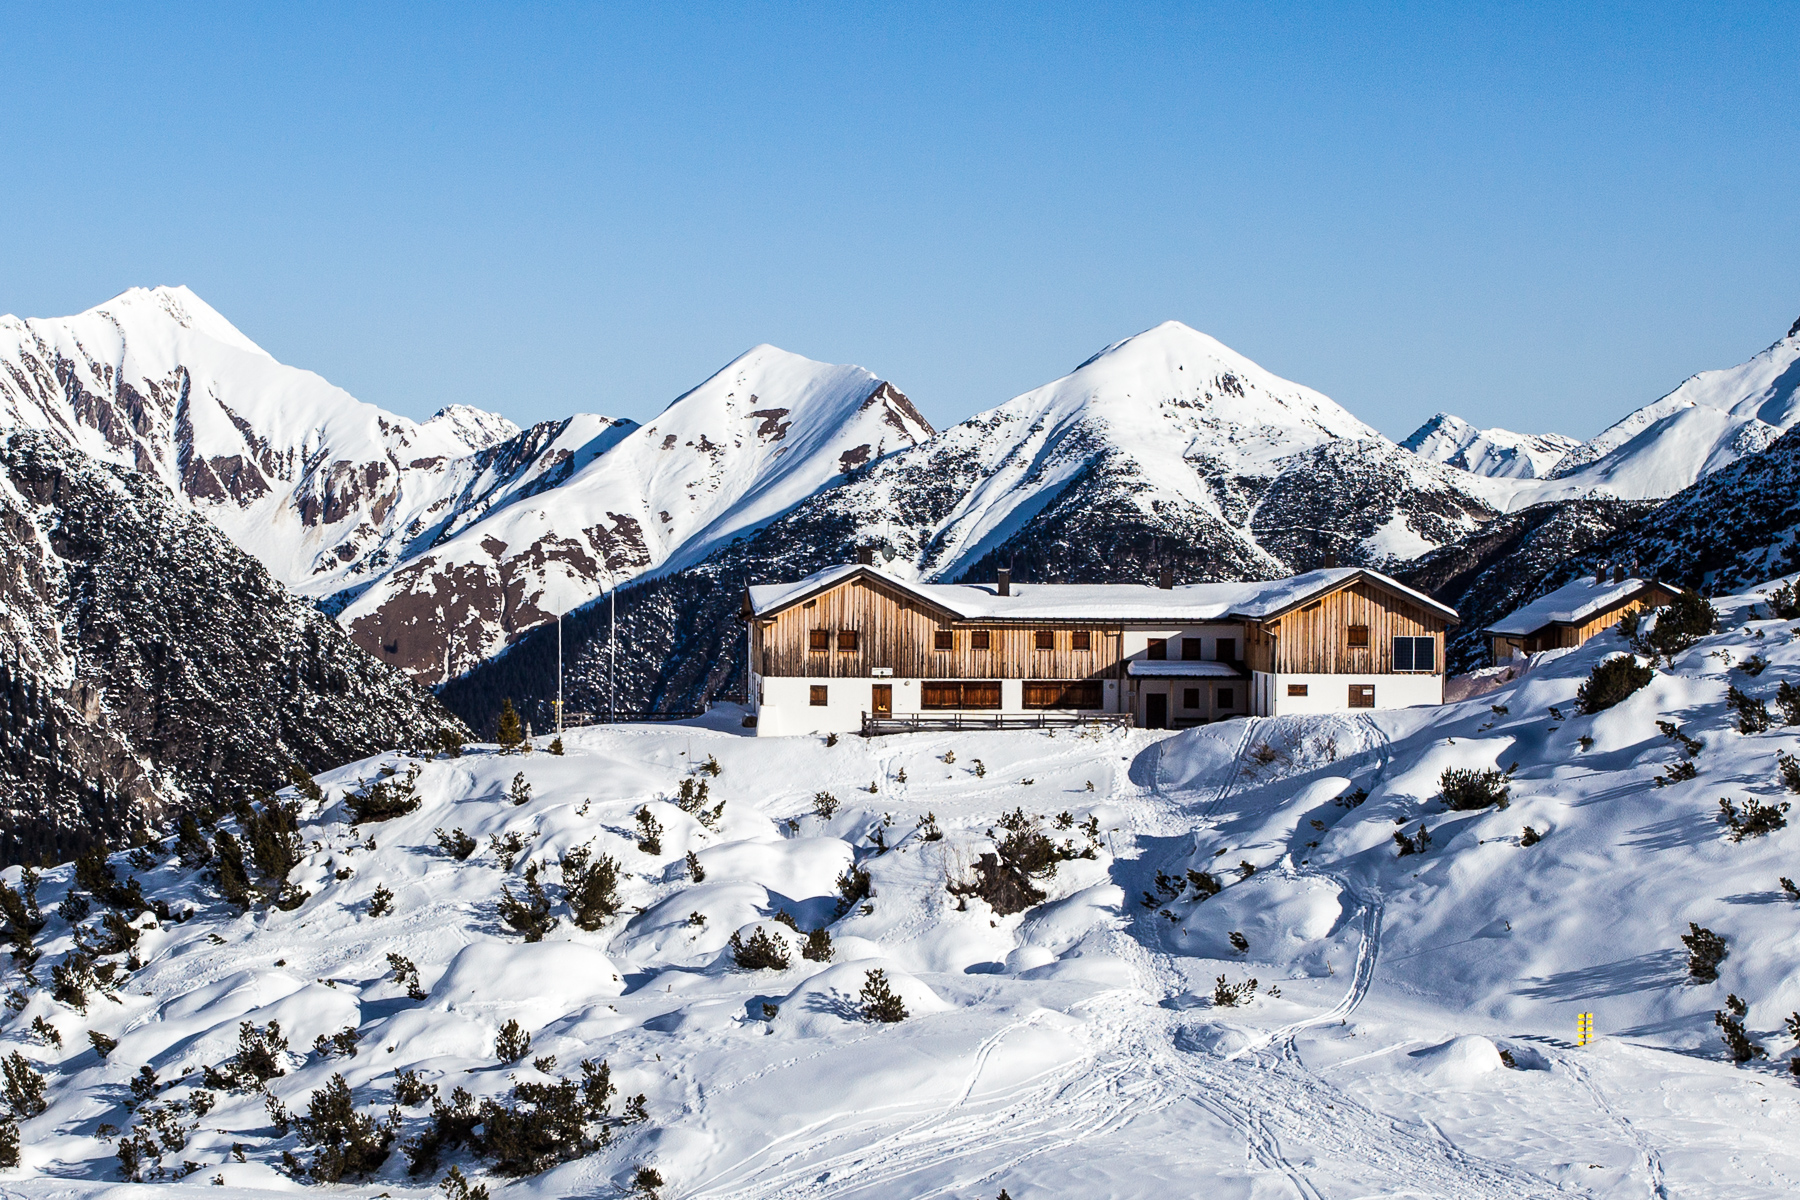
[871,684,892,717]
[1145,692,1168,729]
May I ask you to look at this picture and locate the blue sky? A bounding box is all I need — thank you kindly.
[2,3,1795,440]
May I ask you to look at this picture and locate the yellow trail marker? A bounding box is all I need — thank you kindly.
[1576,1012,1595,1046]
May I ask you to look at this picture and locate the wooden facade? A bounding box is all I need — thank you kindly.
[1253,578,1446,676]
[752,575,1127,683]
[1488,582,1677,663]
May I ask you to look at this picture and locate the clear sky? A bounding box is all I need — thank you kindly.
[2,3,1795,441]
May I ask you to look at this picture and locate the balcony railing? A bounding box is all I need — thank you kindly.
[860,710,1134,737]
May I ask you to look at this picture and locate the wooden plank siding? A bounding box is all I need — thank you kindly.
[1257,579,1447,675]
[1491,583,1677,660]
[753,577,1125,681]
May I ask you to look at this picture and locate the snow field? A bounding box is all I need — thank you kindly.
[8,583,1800,1195]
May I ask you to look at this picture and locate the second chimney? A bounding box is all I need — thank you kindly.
[997,568,1011,596]
[1158,566,1173,590]
[856,546,873,566]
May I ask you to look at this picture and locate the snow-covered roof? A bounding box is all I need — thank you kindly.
[1486,577,1668,636]
[1126,660,1244,678]
[747,564,1458,625]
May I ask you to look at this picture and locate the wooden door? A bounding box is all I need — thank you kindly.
[1145,693,1167,729]
[871,684,892,717]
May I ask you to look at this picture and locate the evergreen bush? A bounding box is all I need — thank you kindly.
[1440,766,1511,810]
[367,885,394,917]
[802,927,833,962]
[495,1020,532,1063]
[2,1052,47,1117]
[1211,975,1258,1007]
[685,850,705,882]
[435,828,478,860]
[499,865,556,941]
[560,846,621,931]
[634,809,663,856]
[1576,656,1653,714]
[1718,797,1789,841]
[294,1073,396,1181]
[1727,686,1771,734]
[729,928,790,971]
[1779,681,1800,726]
[859,968,907,1022]
[1640,591,1718,659]
[1683,923,1727,983]
[833,866,872,918]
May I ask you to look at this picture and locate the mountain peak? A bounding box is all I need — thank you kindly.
[424,404,523,453]
[82,285,272,360]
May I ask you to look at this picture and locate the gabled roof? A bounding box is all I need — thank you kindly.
[746,564,1458,625]
[1486,577,1670,637]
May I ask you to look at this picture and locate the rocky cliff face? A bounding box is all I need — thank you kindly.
[0,432,461,864]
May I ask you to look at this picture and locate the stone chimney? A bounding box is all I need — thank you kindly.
[856,546,873,566]
[1614,563,1626,584]
[1157,566,1173,590]
[996,568,1011,597]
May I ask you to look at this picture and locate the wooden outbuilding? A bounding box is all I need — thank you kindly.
[1486,571,1677,664]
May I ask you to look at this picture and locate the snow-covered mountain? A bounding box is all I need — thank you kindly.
[1417,316,1800,504]
[10,587,1800,1197]
[1400,412,1581,479]
[0,431,460,864]
[338,347,933,681]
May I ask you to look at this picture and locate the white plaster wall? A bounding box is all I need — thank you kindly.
[1258,672,1443,716]
[756,676,879,737]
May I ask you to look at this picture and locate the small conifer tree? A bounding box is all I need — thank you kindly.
[859,968,908,1023]
[1683,922,1727,983]
[496,700,524,751]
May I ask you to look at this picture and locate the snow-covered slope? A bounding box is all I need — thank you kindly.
[9,579,1800,1198]
[1401,412,1581,479]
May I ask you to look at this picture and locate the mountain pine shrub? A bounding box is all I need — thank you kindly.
[1640,591,1718,659]
[1715,996,1765,1064]
[1211,975,1258,1007]
[1187,869,1222,898]
[1577,656,1653,714]
[729,928,790,971]
[348,770,421,824]
[509,773,532,807]
[88,1030,117,1059]
[802,927,833,962]
[213,831,253,908]
[834,866,872,918]
[548,737,564,756]
[859,968,907,1022]
[633,1166,664,1198]
[387,953,426,1000]
[560,845,621,930]
[436,727,465,758]
[1718,797,1789,841]
[1779,681,1800,726]
[295,1073,397,1181]
[1441,766,1511,810]
[2,1052,46,1117]
[495,1020,532,1063]
[1739,654,1770,676]
[488,831,530,871]
[1657,720,1704,756]
[499,865,556,941]
[1727,686,1771,734]
[812,791,839,819]
[1683,923,1727,983]
[1781,753,1800,793]
[435,827,478,859]
[634,809,663,856]
[685,850,705,882]
[1765,582,1800,620]
[1520,825,1542,847]
[439,1165,488,1200]
[367,885,394,917]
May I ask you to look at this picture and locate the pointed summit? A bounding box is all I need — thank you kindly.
[82,285,273,359]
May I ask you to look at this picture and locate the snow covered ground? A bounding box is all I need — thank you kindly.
[7,580,1800,1198]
